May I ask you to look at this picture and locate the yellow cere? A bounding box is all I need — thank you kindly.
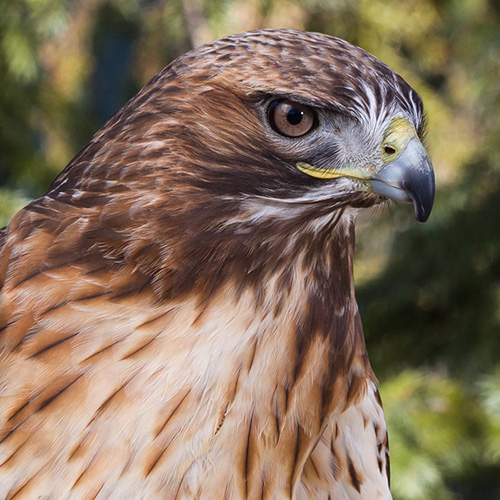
[380,118,418,164]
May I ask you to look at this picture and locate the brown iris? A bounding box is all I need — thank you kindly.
[269,99,316,137]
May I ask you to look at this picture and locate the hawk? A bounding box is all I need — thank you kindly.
[0,30,434,499]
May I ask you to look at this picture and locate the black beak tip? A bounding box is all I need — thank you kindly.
[403,172,435,223]
[415,205,431,223]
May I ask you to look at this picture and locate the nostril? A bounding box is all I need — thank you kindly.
[384,145,397,155]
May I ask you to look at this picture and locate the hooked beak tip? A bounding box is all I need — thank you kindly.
[402,155,435,222]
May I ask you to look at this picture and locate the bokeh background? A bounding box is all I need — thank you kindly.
[1,0,499,498]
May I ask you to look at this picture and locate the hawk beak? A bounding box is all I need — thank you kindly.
[296,118,435,222]
[369,137,435,222]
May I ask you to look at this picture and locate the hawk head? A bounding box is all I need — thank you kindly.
[41,29,435,305]
[52,29,434,225]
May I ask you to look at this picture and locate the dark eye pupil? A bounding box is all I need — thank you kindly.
[287,108,303,125]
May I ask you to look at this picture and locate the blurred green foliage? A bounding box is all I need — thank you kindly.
[0,0,499,498]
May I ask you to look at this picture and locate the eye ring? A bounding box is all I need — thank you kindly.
[268,99,317,138]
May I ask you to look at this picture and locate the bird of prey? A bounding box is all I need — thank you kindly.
[0,29,434,499]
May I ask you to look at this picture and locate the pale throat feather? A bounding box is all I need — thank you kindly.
[157,209,376,497]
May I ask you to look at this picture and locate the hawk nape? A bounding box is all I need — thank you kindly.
[0,30,434,499]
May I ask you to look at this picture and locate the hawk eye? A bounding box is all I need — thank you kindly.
[269,99,316,138]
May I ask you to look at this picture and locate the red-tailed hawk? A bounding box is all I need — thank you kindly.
[0,30,434,499]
